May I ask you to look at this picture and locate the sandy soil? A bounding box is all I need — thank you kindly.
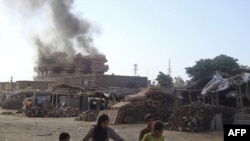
[0,109,224,141]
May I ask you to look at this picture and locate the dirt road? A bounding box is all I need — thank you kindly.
[0,109,223,141]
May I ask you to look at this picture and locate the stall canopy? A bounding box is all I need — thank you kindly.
[201,71,250,96]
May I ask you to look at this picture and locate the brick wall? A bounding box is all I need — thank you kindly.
[58,74,148,88]
[0,82,14,91]
[15,81,52,90]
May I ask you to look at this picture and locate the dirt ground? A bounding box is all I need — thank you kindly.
[0,109,224,141]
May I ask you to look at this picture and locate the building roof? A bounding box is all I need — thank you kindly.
[52,83,84,90]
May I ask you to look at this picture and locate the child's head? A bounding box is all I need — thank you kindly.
[144,114,154,122]
[151,120,164,137]
[59,132,70,141]
[97,114,110,129]
[144,114,154,127]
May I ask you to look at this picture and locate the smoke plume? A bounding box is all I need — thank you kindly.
[4,0,100,77]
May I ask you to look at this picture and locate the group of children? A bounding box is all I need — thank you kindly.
[139,114,164,141]
[59,113,164,141]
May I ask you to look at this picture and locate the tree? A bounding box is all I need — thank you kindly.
[213,54,240,75]
[185,59,214,81]
[185,54,240,82]
[156,71,173,88]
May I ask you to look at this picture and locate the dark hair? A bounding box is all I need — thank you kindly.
[59,132,70,141]
[144,113,154,122]
[152,120,164,131]
[93,114,110,141]
[97,114,110,126]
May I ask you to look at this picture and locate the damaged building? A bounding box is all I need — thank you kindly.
[33,52,147,89]
[35,53,109,81]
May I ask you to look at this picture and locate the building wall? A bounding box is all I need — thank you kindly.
[94,75,147,88]
[35,54,109,81]
[0,82,14,92]
[15,81,52,91]
[1,74,147,92]
[52,74,148,89]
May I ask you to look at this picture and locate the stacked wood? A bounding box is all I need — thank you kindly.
[144,88,176,121]
[76,87,179,124]
[1,98,23,109]
[1,111,15,115]
[108,88,140,98]
[101,88,177,124]
[111,102,133,124]
[75,110,99,121]
[165,101,236,132]
[46,107,80,117]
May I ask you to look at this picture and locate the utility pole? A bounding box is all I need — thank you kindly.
[133,64,138,88]
[10,76,13,92]
[168,59,171,76]
[133,64,138,76]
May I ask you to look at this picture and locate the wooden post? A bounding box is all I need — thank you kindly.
[202,95,205,104]
[51,89,54,107]
[211,94,214,106]
[174,89,178,107]
[67,87,70,107]
[236,86,239,109]
[56,94,58,110]
[189,91,192,104]
[216,91,219,106]
[238,84,244,112]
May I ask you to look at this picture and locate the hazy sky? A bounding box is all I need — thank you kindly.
[0,0,249,82]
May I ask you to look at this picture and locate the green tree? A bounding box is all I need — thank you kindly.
[213,54,240,75]
[156,72,173,88]
[185,54,240,82]
[185,59,214,81]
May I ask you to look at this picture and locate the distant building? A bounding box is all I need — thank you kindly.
[50,74,148,89]
[1,53,148,92]
[0,82,14,92]
[0,74,147,92]
[15,81,53,91]
[34,53,109,81]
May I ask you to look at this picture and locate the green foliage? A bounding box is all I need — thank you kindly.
[213,55,239,74]
[156,72,173,88]
[185,54,240,82]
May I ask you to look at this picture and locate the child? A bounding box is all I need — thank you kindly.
[59,132,70,141]
[141,120,165,141]
[81,114,125,141]
[139,113,155,141]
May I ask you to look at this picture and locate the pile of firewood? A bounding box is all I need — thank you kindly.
[1,111,15,115]
[165,102,236,132]
[144,88,176,121]
[75,110,99,121]
[1,98,23,109]
[113,88,177,123]
[46,107,80,117]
